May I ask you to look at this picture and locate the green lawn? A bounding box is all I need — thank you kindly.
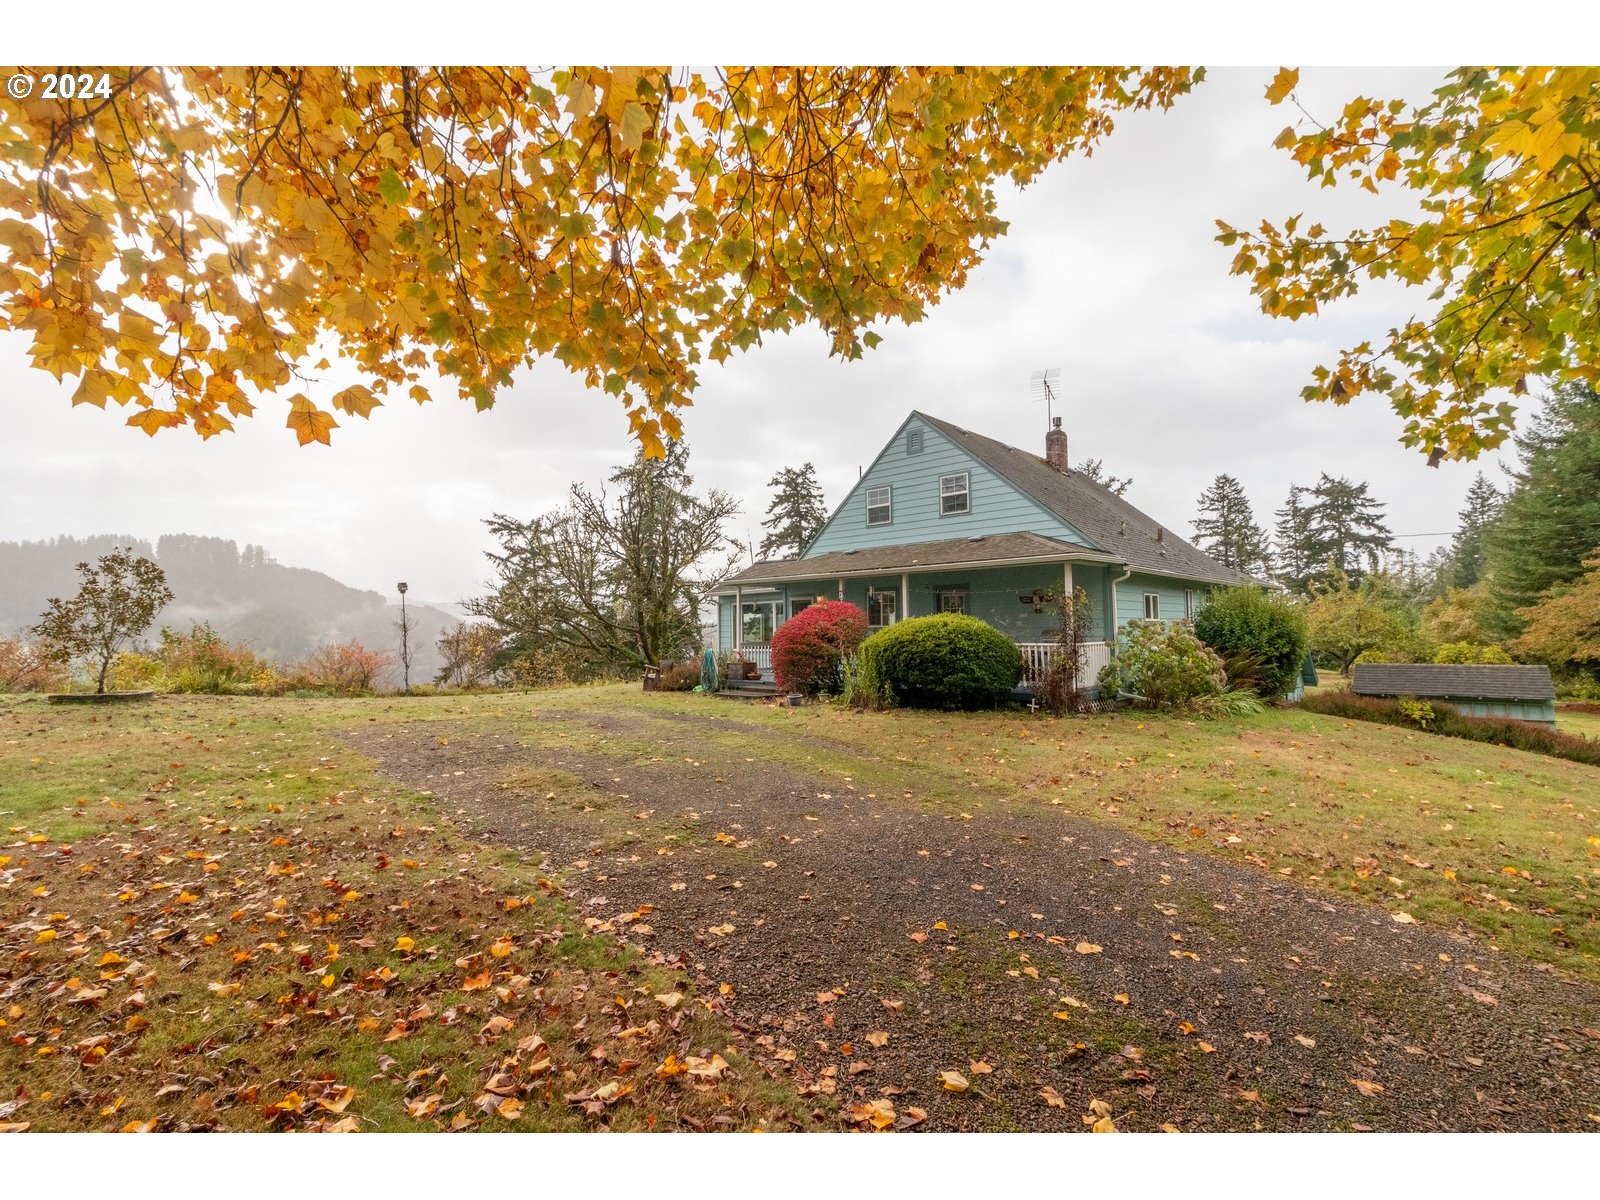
[1557,707,1600,740]
[0,693,805,1132]
[503,686,1600,982]
[3,686,1598,1133]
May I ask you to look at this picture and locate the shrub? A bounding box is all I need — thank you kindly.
[1396,697,1437,729]
[656,661,701,691]
[770,601,868,695]
[108,651,164,692]
[1192,587,1308,700]
[1432,641,1514,665]
[1297,690,1600,768]
[1034,587,1096,716]
[0,635,65,692]
[157,623,275,693]
[857,614,1020,710]
[296,640,390,695]
[1112,620,1226,707]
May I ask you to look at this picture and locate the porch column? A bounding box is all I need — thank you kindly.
[837,578,844,601]
[734,585,742,650]
[901,572,909,623]
[1063,561,1073,597]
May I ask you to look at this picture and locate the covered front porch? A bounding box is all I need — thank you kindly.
[716,559,1120,691]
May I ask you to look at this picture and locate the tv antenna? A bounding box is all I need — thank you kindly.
[1030,367,1061,427]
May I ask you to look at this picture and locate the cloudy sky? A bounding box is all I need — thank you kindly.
[3,66,1524,607]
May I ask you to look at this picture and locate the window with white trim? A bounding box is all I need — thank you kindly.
[1143,593,1161,620]
[1184,589,1196,619]
[939,472,970,515]
[936,590,968,614]
[866,485,892,526]
[740,600,781,644]
[867,590,897,628]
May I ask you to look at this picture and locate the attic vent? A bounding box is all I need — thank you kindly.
[906,428,924,455]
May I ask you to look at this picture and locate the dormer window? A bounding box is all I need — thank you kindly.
[939,472,970,516]
[866,485,892,526]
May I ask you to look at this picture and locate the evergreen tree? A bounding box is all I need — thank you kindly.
[1299,473,1394,588]
[1446,472,1501,589]
[1273,486,1312,593]
[1483,383,1600,638]
[1191,474,1272,576]
[1075,458,1132,497]
[758,463,828,560]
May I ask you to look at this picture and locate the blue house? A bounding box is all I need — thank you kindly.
[714,412,1243,685]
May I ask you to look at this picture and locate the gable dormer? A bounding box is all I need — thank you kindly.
[803,413,1094,558]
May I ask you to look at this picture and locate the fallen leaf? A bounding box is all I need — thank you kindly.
[1039,1086,1066,1108]
[938,1070,970,1093]
[1348,1079,1385,1097]
[1075,942,1102,955]
[1294,1034,1317,1048]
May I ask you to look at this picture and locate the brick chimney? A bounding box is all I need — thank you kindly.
[1045,416,1068,473]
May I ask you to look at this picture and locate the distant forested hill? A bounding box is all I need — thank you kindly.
[0,534,455,685]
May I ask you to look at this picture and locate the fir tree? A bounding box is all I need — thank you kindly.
[1191,474,1272,576]
[1299,474,1394,588]
[1075,458,1132,497]
[1483,383,1600,638]
[1273,486,1312,593]
[1447,472,1501,589]
[758,464,828,560]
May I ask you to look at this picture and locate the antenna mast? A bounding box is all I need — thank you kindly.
[1030,367,1061,428]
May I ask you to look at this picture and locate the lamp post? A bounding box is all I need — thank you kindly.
[396,581,410,695]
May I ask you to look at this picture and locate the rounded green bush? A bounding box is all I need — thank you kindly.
[858,613,1021,709]
[1192,586,1308,699]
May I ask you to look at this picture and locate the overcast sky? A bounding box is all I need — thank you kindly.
[3,66,1523,606]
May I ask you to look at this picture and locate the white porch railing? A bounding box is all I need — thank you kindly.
[1016,641,1111,690]
[735,644,772,677]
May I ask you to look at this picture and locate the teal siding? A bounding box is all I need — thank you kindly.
[733,564,1113,646]
[1451,698,1556,724]
[717,596,733,652]
[1115,572,1200,629]
[806,414,1092,556]
[1069,563,1113,642]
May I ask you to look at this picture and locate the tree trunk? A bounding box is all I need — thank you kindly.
[96,653,111,694]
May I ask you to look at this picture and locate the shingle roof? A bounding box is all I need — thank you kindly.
[725,532,1091,586]
[913,413,1244,587]
[1351,663,1556,702]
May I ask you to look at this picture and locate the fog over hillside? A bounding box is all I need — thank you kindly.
[0,534,457,687]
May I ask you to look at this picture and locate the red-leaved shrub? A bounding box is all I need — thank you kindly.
[770,601,868,695]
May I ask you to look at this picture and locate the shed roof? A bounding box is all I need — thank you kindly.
[1350,663,1555,702]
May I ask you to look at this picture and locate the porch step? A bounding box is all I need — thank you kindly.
[717,678,784,700]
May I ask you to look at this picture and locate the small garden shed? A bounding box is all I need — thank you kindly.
[1350,663,1557,725]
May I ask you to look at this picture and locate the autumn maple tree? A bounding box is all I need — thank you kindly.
[31,547,174,693]
[0,66,1196,454]
[1219,66,1600,464]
